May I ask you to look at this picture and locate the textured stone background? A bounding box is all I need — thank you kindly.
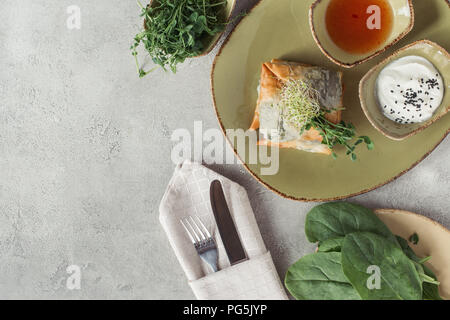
[0,0,448,299]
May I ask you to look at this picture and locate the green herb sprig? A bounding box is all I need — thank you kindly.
[285,202,442,300]
[279,79,374,161]
[131,0,227,77]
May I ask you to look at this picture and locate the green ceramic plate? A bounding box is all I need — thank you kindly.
[211,0,450,201]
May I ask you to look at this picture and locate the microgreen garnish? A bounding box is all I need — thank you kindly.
[279,79,374,161]
[409,232,419,245]
[131,0,227,77]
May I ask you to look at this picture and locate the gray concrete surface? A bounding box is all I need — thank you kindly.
[0,0,448,299]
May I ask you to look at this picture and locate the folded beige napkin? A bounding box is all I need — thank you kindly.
[159,160,288,300]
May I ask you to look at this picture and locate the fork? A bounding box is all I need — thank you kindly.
[181,216,218,272]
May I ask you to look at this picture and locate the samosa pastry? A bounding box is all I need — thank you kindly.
[250,59,344,155]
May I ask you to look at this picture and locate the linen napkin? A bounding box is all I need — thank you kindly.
[159,160,288,300]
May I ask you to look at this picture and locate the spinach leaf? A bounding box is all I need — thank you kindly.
[318,237,344,252]
[396,236,426,275]
[396,235,417,260]
[396,236,442,300]
[341,232,422,300]
[285,252,361,300]
[305,202,398,245]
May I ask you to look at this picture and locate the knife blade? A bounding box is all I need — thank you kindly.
[210,180,248,265]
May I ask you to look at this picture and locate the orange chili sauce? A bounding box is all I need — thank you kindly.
[325,0,394,54]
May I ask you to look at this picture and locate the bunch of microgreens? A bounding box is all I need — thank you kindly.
[131,0,227,77]
[279,79,374,161]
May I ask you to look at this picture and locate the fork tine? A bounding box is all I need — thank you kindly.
[194,215,211,238]
[189,216,206,240]
[180,219,196,244]
[184,217,201,242]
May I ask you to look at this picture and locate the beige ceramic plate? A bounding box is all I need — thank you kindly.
[375,209,450,299]
[147,0,236,57]
[310,0,414,68]
[211,0,450,201]
[360,40,450,140]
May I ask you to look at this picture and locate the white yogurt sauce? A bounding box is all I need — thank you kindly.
[376,55,444,124]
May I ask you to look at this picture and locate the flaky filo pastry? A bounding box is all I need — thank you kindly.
[249,59,344,155]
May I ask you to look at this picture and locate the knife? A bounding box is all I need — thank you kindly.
[210,180,248,265]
